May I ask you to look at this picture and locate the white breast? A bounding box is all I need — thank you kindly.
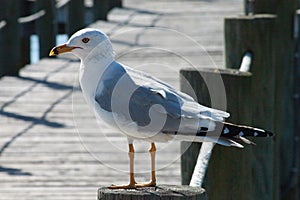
[79,60,175,143]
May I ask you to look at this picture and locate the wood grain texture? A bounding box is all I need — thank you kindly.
[225,15,278,200]
[67,0,85,36]
[181,15,279,199]
[0,0,21,76]
[98,185,206,200]
[35,0,57,58]
[249,1,298,199]
[180,68,259,200]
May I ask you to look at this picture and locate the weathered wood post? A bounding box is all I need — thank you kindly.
[224,14,278,200]
[67,0,85,36]
[93,0,122,21]
[247,1,298,199]
[20,0,34,66]
[109,0,122,9]
[181,69,256,200]
[93,0,109,21]
[181,15,277,200]
[0,0,21,76]
[180,69,253,163]
[35,0,57,58]
[98,185,206,200]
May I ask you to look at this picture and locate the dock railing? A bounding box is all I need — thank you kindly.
[0,0,122,77]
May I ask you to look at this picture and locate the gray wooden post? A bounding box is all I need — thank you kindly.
[35,0,57,58]
[98,185,206,200]
[93,0,122,21]
[246,1,298,199]
[224,14,278,200]
[20,0,33,66]
[109,0,122,9]
[0,0,21,76]
[67,0,85,36]
[180,69,257,200]
[181,15,277,200]
[93,0,109,21]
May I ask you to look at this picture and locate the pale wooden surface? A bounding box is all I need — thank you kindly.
[0,0,242,199]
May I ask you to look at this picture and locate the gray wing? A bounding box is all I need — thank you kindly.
[124,65,229,122]
[95,61,229,134]
[95,77,183,132]
[127,86,182,132]
[96,79,216,134]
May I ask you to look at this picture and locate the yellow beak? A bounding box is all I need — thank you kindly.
[49,44,77,56]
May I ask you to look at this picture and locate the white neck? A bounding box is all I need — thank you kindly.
[82,39,115,67]
[79,39,115,107]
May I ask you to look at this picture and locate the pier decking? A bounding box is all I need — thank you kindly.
[0,0,242,199]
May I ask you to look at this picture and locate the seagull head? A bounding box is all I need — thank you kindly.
[49,28,112,60]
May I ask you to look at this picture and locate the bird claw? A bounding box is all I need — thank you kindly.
[135,180,156,188]
[108,180,156,189]
[108,183,136,189]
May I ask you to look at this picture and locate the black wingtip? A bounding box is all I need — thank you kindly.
[254,128,274,137]
[265,130,274,137]
[220,122,275,137]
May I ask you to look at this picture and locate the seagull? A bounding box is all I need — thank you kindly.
[49,28,273,189]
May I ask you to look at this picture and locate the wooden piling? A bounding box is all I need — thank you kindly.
[67,0,85,36]
[180,15,277,200]
[98,185,206,200]
[93,0,110,21]
[180,69,257,200]
[109,0,123,9]
[248,1,298,199]
[225,14,279,200]
[0,0,21,76]
[35,0,57,58]
[93,0,122,21]
[20,0,34,66]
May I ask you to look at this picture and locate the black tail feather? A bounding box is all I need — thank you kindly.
[196,121,274,137]
[219,122,274,137]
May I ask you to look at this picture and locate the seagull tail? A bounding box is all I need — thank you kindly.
[176,121,273,148]
[214,122,273,148]
[218,122,274,137]
[193,121,274,148]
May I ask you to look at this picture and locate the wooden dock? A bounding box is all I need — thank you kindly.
[0,0,242,199]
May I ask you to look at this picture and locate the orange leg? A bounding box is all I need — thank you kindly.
[136,142,156,187]
[108,143,157,189]
[108,143,136,189]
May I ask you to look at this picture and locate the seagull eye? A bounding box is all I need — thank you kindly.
[82,38,90,43]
